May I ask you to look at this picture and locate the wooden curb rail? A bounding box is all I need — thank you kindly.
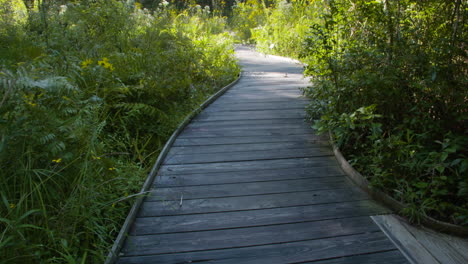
[104,73,242,264]
[330,132,468,237]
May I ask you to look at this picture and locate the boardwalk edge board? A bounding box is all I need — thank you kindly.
[330,131,468,237]
[104,73,242,264]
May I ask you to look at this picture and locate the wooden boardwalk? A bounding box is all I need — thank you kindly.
[116,46,410,263]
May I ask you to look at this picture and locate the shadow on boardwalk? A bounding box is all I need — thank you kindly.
[115,46,410,264]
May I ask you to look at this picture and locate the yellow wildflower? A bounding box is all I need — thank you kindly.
[108,167,116,171]
[81,58,93,68]
[23,93,37,107]
[98,57,114,71]
[10,203,15,209]
[52,158,62,163]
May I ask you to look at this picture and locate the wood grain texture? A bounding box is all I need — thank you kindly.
[155,166,344,187]
[178,127,314,138]
[167,142,326,155]
[117,232,404,264]
[131,200,389,235]
[114,46,410,264]
[164,147,333,164]
[373,214,468,264]
[159,157,338,174]
[122,217,381,256]
[149,177,350,200]
[139,188,370,216]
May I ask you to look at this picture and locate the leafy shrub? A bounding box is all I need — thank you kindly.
[302,0,467,225]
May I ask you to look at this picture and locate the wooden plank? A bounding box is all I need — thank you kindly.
[178,127,314,138]
[204,102,307,112]
[407,228,468,264]
[214,98,308,105]
[234,79,307,86]
[233,80,307,85]
[159,157,337,175]
[138,188,369,216]
[181,124,312,134]
[173,135,326,146]
[208,99,308,106]
[155,166,343,187]
[122,217,381,256]
[187,118,312,128]
[231,85,307,91]
[232,87,305,92]
[150,177,349,200]
[167,141,322,155]
[226,85,304,91]
[219,95,304,101]
[196,109,306,116]
[194,109,306,121]
[131,200,389,235]
[223,90,303,97]
[296,250,408,264]
[116,232,400,264]
[373,215,468,263]
[164,147,333,164]
[371,215,438,264]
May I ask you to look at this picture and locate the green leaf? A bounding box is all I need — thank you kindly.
[435,165,445,174]
[440,152,448,162]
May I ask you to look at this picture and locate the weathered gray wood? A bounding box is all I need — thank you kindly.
[149,177,349,200]
[372,215,437,264]
[178,127,314,138]
[155,166,343,187]
[194,109,306,121]
[223,91,303,97]
[168,142,324,155]
[131,200,389,235]
[186,118,313,128]
[122,217,381,256]
[406,225,468,264]
[164,147,333,164]
[214,97,309,105]
[373,214,468,264]
[173,134,328,146]
[232,86,306,92]
[114,46,409,264]
[117,232,401,264]
[138,188,368,216]
[160,157,338,174]
[297,250,408,264]
[234,79,307,86]
[208,98,308,106]
[180,124,314,135]
[204,102,307,112]
[187,121,310,128]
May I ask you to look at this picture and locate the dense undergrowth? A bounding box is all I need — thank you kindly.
[0,0,239,262]
[231,0,467,226]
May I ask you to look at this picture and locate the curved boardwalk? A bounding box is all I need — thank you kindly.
[116,47,409,263]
